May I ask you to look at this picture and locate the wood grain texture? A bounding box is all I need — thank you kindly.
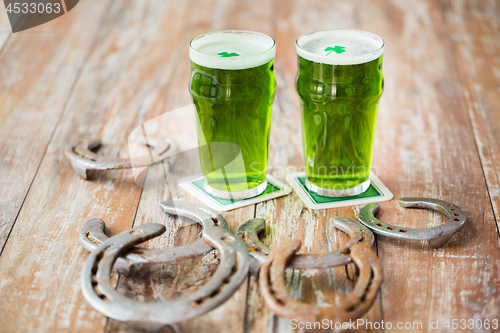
[441,0,500,229]
[245,1,385,332]
[107,1,273,332]
[0,0,111,250]
[0,0,186,331]
[366,0,500,331]
[0,0,499,332]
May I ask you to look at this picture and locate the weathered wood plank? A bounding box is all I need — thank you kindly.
[247,200,383,333]
[365,0,500,331]
[244,0,385,332]
[0,0,190,332]
[246,0,500,331]
[107,1,276,332]
[441,0,500,229]
[0,0,110,250]
[1,0,499,332]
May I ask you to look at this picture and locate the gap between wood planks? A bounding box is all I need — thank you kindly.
[101,1,192,330]
[0,1,114,255]
[437,0,500,235]
[1,1,498,332]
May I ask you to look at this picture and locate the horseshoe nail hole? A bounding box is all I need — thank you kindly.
[451,208,457,211]
[222,236,234,243]
[447,204,453,207]
[376,223,383,227]
[231,263,238,275]
[399,229,408,233]
[130,230,142,235]
[454,218,461,222]
[453,213,460,216]
[211,217,220,226]
[345,306,355,312]
[193,296,210,306]
[275,298,285,306]
[369,220,376,224]
[193,288,222,305]
[208,289,220,298]
[386,226,394,230]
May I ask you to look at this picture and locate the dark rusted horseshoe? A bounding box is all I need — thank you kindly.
[259,240,382,324]
[79,201,229,276]
[81,218,250,326]
[358,198,467,248]
[236,216,375,273]
[65,136,178,179]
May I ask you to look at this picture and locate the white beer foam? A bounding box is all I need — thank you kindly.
[189,30,275,70]
[296,30,384,65]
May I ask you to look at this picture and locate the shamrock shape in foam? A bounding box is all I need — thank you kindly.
[217,52,240,57]
[324,46,346,56]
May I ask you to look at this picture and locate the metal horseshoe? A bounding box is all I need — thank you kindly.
[81,204,250,326]
[358,197,467,248]
[259,239,382,323]
[80,201,230,276]
[65,136,178,179]
[236,217,375,273]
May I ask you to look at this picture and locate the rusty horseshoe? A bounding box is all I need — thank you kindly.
[80,201,230,276]
[259,240,382,324]
[236,216,375,273]
[81,200,382,326]
[81,203,250,326]
[65,136,178,179]
[358,198,467,248]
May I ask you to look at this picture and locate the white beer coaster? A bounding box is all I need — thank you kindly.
[286,171,393,210]
[179,174,292,212]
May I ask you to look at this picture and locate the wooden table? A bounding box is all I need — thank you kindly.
[1,0,499,332]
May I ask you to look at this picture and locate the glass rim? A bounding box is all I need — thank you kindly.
[296,29,385,65]
[189,30,276,70]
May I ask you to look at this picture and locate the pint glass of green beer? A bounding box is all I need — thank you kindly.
[189,31,276,200]
[296,30,384,197]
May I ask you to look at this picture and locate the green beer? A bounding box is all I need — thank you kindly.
[296,30,384,196]
[189,31,276,199]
